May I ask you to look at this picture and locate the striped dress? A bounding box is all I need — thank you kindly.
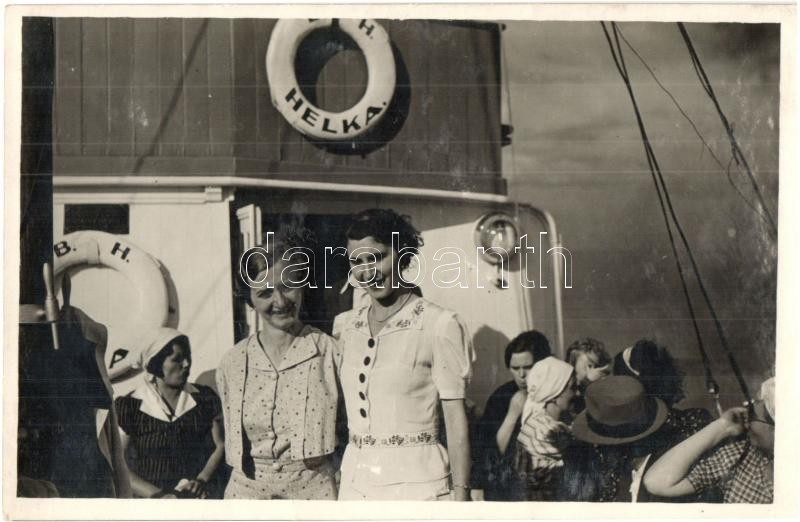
[115,384,221,493]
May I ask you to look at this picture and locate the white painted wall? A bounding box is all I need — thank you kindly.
[54,190,235,396]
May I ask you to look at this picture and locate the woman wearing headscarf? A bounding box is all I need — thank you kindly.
[115,328,225,498]
[512,356,577,501]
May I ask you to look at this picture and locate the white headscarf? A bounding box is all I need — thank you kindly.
[522,356,575,424]
[131,327,197,422]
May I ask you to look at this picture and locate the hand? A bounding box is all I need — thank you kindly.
[508,390,527,418]
[175,478,207,498]
[586,364,610,383]
[716,406,748,439]
[470,488,485,501]
[451,487,470,501]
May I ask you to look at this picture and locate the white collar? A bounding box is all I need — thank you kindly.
[629,453,652,503]
[622,346,641,376]
[132,380,199,423]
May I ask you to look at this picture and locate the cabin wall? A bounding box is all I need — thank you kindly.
[52,18,503,193]
[53,193,235,395]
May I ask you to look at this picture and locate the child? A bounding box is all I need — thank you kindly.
[566,337,611,388]
[514,357,576,500]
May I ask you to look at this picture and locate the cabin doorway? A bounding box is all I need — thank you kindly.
[232,199,355,341]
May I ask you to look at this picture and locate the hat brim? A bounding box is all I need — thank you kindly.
[571,397,668,446]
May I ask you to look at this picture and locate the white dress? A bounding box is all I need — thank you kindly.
[333,297,474,500]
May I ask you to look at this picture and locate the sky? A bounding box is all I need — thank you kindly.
[501,21,780,408]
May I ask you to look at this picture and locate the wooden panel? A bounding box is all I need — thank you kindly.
[132,19,160,157]
[445,27,470,182]
[388,20,429,174]
[231,19,257,157]
[158,19,185,156]
[357,19,389,170]
[80,18,108,156]
[465,31,486,175]
[207,19,233,156]
[52,19,503,192]
[254,19,278,160]
[54,18,82,156]
[107,19,134,155]
[479,27,502,175]
[183,19,210,156]
[426,24,451,173]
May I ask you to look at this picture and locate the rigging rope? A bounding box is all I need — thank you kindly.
[615,28,775,232]
[677,22,778,239]
[600,22,754,406]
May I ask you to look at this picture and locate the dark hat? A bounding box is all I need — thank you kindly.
[572,375,668,445]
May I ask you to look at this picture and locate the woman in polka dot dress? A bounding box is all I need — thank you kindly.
[334,209,475,501]
[217,230,340,500]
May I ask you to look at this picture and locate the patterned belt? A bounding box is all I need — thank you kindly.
[348,430,439,449]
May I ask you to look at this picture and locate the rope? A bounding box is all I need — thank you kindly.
[615,29,773,231]
[677,22,778,240]
[600,22,755,404]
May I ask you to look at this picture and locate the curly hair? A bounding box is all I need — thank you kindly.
[565,337,612,367]
[345,209,423,271]
[236,226,317,307]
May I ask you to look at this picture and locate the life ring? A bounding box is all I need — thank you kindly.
[266,18,396,140]
[52,231,170,380]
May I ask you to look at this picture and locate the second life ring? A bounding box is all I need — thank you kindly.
[53,231,170,381]
[266,18,396,140]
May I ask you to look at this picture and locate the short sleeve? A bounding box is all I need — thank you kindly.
[432,311,474,400]
[331,312,348,340]
[685,439,743,494]
[195,385,223,422]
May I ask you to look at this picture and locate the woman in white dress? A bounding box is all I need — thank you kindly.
[334,209,474,501]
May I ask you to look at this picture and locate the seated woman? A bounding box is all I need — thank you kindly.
[471,330,552,501]
[513,356,577,501]
[115,328,225,498]
[217,229,340,500]
[644,377,774,504]
[614,340,713,440]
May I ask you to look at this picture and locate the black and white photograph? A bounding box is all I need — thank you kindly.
[5,3,797,519]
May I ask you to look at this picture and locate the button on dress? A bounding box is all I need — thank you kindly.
[333,297,474,500]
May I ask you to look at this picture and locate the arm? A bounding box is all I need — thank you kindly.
[496,390,526,454]
[181,415,226,498]
[442,399,471,501]
[118,429,175,498]
[644,407,747,497]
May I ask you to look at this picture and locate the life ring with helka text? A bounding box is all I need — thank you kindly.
[266,18,396,140]
[53,231,170,381]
